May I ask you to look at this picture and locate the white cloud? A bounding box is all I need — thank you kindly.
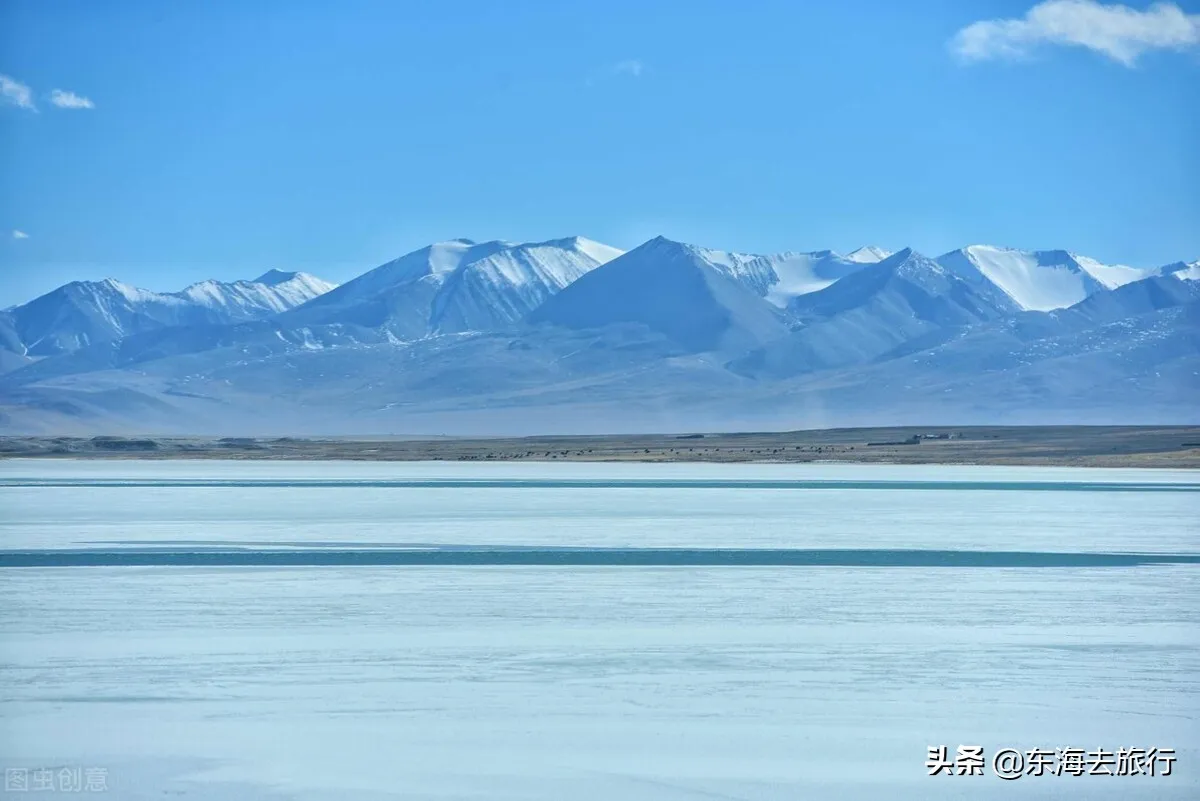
[951,0,1200,67]
[48,89,95,109]
[12,230,30,240]
[1,74,35,110]
[611,59,645,78]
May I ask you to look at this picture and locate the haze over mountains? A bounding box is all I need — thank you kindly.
[1,235,1196,435]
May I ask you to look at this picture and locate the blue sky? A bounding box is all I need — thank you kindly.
[1,0,1197,305]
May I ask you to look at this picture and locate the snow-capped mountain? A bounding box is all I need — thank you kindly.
[1159,260,1200,282]
[283,237,623,338]
[936,245,1148,312]
[9,278,194,357]
[524,238,891,323]
[179,270,337,319]
[715,249,886,309]
[0,313,29,373]
[1057,271,1200,326]
[790,248,1019,323]
[730,248,1022,378]
[844,246,893,263]
[529,236,792,353]
[2,272,335,360]
[0,234,1194,435]
[1068,253,1148,289]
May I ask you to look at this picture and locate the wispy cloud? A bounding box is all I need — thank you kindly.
[951,0,1200,67]
[1,74,35,110]
[611,59,644,78]
[587,59,647,86]
[12,230,30,240]
[48,89,95,110]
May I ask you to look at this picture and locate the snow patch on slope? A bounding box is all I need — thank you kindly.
[432,237,625,332]
[97,278,188,308]
[462,237,622,292]
[763,256,839,305]
[757,253,868,308]
[566,236,625,267]
[1162,260,1200,282]
[345,240,507,300]
[938,246,1103,312]
[844,246,893,263]
[636,243,878,310]
[284,237,625,337]
[1069,254,1149,289]
[5,270,337,358]
[179,272,336,317]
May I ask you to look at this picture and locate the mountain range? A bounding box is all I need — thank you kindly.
[1,235,1196,435]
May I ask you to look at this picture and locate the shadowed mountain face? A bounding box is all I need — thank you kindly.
[789,248,1019,324]
[529,237,792,353]
[0,235,1196,435]
[729,249,1022,378]
[1056,273,1200,325]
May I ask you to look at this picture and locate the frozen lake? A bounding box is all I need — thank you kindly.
[1,460,1198,799]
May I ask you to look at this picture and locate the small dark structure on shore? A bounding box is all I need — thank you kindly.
[866,434,921,446]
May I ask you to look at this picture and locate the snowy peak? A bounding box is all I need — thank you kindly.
[430,237,625,333]
[937,245,1108,312]
[273,271,338,297]
[629,236,756,273]
[619,237,875,309]
[790,247,1018,324]
[1067,254,1149,289]
[726,247,1024,381]
[3,234,1197,425]
[936,245,1150,311]
[385,240,512,285]
[298,239,513,317]
[67,278,176,306]
[1059,270,1200,329]
[178,271,337,318]
[870,247,950,282]
[745,251,873,307]
[10,280,186,357]
[284,236,625,337]
[460,237,624,290]
[1159,260,1200,282]
[254,269,298,286]
[877,247,925,273]
[6,235,1194,377]
[529,235,791,353]
[537,236,625,266]
[5,270,336,358]
[843,246,893,263]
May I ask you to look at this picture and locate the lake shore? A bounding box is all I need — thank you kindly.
[2,425,1198,468]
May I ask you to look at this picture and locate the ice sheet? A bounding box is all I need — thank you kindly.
[1,461,1197,799]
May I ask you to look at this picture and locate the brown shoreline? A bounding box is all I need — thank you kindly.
[2,426,1199,468]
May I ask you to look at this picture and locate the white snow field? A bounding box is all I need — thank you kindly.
[936,245,1144,311]
[1,461,1198,800]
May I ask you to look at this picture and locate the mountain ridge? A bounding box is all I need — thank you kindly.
[1,234,1194,435]
[2,271,336,359]
[282,236,623,338]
